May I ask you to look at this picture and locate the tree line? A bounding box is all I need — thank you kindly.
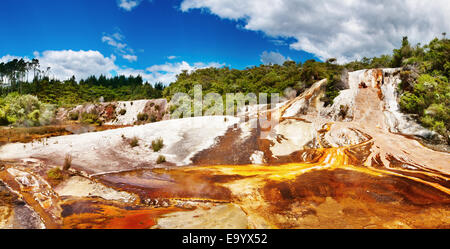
[0,59,165,106]
[0,36,448,141]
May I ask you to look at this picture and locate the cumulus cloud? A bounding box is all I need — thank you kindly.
[2,50,223,85]
[102,31,137,62]
[144,61,224,84]
[0,55,27,63]
[116,61,224,84]
[33,50,118,80]
[117,0,142,11]
[180,0,450,62]
[260,51,290,65]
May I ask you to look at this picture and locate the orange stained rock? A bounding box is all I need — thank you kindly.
[62,202,183,229]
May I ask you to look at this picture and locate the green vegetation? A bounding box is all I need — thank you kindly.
[156,155,166,164]
[151,138,164,152]
[137,113,148,121]
[149,114,157,122]
[0,92,55,126]
[129,136,139,147]
[393,37,449,140]
[47,167,63,180]
[0,36,448,140]
[163,36,449,140]
[68,112,79,121]
[63,154,72,171]
[80,112,101,125]
[163,59,345,113]
[0,58,165,106]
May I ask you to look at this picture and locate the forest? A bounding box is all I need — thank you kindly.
[0,36,448,139]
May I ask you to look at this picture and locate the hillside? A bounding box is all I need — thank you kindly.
[0,67,449,229]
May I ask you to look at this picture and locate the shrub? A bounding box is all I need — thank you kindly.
[63,154,72,171]
[137,113,148,121]
[119,109,126,115]
[0,93,55,126]
[156,155,166,164]
[149,114,157,123]
[81,112,100,125]
[338,105,349,119]
[47,167,63,180]
[130,136,139,147]
[154,105,160,111]
[68,112,79,120]
[151,138,164,152]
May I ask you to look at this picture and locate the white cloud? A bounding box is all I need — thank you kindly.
[2,50,223,85]
[143,61,224,84]
[180,0,450,62]
[34,50,118,80]
[260,51,290,65]
[117,0,142,11]
[102,31,138,62]
[116,61,224,84]
[102,35,127,50]
[0,55,27,63]
[167,55,177,60]
[122,54,138,62]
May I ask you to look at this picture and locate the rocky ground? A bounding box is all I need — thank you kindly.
[0,68,449,229]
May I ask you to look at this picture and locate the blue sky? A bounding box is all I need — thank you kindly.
[0,0,447,84]
[0,0,317,83]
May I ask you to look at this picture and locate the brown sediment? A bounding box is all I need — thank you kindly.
[0,124,132,145]
[60,198,184,229]
[191,126,259,165]
[0,168,61,228]
[1,71,450,229]
[150,142,450,228]
[96,168,238,202]
[260,168,450,228]
[344,141,374,165]
[0,125,72,144]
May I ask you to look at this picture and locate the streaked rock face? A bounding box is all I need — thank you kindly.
[0,68,449,229]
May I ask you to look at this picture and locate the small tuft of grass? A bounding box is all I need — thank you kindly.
[137,113,148,121]
[156,155,166,164]
[119,109,126,115]
[47,167,63,180]
[68,112,79,121]
[63,154,72,171]
[149,114,157,123]
[151,138,164,152]
[129,136,139,147]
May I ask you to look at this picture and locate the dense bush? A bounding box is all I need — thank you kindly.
[47,167,63,180]
[80,112,101,125]
[156,155,166,164]
[129,136,139,147]
[0,92,55,126]
[68,112,79,121]
[151,138,164,152]
[163,59,345,110]
[0,62,165,106]
[396,37,450,140]
[137,113,148,121]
